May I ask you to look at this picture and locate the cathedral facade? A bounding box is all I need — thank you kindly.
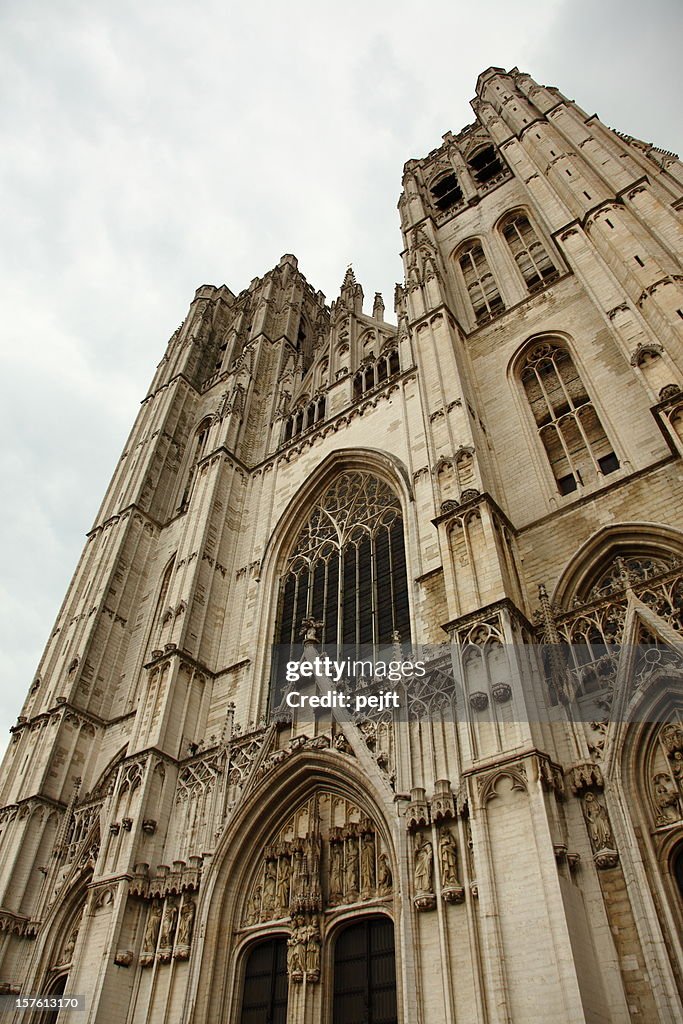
[1,66,683,1023]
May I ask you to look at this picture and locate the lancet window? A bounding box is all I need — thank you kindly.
[458,242,505,324]
[501,212,559,292]
[272,472,410,700]
[178,418,212,511]
[520,341,619,494]
[468,144,505,187]
[283,396,326,444]
[353,350,400,401]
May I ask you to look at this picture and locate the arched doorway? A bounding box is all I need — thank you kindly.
[333,915,397,1024]
[240,937,288,1024]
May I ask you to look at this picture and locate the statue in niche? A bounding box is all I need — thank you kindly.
[176,897,196,947]
[304,916,321,979]
[653,773,680,825]
[143,900,162,952]
[287,916,306,979]
[439,830,460,887]
[582,792,613,851]
[159,902,178,949]
[57,925,79,966]
[329,841,344,903]
[361,833,375,897]
[345,838,359,898]
[262,859,277,916]
[661,722,683,755]
[414,836,434,894]
[276,855,291,914]
[377,852,392,896]
[245,883,261,926]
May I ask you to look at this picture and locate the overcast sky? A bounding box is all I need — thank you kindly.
[1,0,681,755]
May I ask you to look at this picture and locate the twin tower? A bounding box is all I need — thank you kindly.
[1,68,683,1024]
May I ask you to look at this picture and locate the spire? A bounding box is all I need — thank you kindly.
[339,264,364,315]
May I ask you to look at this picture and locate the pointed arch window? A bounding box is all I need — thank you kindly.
[240,937,288,1024]
[272,472,411,701]
[333,916,398,1024]
[178,418,212,511]
[458,242,504,324]
[520,341,619,494]
[501,212,559,292]
[430,172,463,214]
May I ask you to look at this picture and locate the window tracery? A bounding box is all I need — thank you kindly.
[501,212,559,292]
[520,340,619,494]
[457,242,504,324]
[273,473,409,675]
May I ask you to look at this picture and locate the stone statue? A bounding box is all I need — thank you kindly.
[345,838,359,897]
[177,897,196,946]
[287,916,306,978]
[377,852,392,896]
[329,842,343,903]
[276,855,291,914]
[143,900,162,951]
[653,773,680,825]
[159,902,178,949]
[439,830,459,887]
[262,859,277,915]
[414,836,434,893]
[361,833,375,897]
[245,883,261,926]
[305,917,321,978]
[582,792,613,851]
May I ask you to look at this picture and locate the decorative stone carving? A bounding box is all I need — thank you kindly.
[431,780,455,823]
[491,682,512,704]
[652,773,681,826]
[439,829,465,903]
[114,950,134,967]
[287,912,321,983]
[377,853,392,897]
[568,762,604,794]
[157,901,178,963]
[173,896,196,960]
[582,792,618,869]
[140,900,162,966]
[406,788,430,830]
[469,691,489,712]
[413,834,435,910]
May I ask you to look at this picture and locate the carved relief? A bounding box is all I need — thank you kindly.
[582,792,618,869]
[157,900,178,963]
[439,829,465,904]
[413,833,435,911]
[242,794,392,928]
[140,900,162,967]
[173,896,196,960]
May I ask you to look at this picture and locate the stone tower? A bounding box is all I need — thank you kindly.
[0,68,682,1024]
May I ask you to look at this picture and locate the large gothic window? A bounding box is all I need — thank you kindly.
[333,916,398,1024]
[458,242,504,324]
[272,472,411,699]
[501,212,559,292]
[240,938,288,1024]
[520,340,619,494]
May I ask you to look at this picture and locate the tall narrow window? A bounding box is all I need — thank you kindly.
[272,472,411,704]
[458,243,504,324]
[521,341,619,495]
[502,213,559,292]
[333,917,398,1024]
[178,418,212,511]
[240,938,288,1024]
